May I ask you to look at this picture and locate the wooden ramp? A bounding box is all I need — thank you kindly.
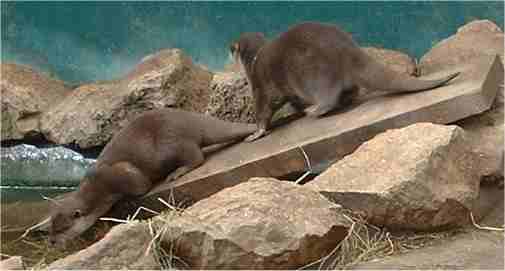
[142,55,503,206]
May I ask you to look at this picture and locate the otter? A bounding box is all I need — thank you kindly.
[230,22,460,142]
[46,109,256,247]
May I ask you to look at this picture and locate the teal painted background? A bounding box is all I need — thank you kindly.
[1,1,503,84]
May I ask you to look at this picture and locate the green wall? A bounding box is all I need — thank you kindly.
[2,1,503,83]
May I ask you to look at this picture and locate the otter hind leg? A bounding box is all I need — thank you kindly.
[288,97,307,112]
[166,140,204,181]
[246,106,272,142]
[304,83,344,117]
[339,85,360,107]
[246,94,287,142]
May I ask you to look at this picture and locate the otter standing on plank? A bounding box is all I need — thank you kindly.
[230,22,460,142]
[47,109,256,247]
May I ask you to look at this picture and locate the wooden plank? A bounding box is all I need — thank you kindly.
[143,55,503,206]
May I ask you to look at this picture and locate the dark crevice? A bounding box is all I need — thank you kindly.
[1,134,53,148]
[278,171,318,184]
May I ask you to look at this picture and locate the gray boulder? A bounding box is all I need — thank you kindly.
[1,63,69,140]
[158,178,350,269]
[46,221,160,270]
[306,123,480,230]
[41,49,213,148]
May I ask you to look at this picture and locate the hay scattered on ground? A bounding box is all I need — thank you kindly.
[301,209,464,270]
[3,192,471,270]
[147,191,190,270]
[148,210,190,270]
[1,220,113,269]
[148,204,465,270]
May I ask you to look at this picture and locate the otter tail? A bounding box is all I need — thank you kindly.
[354,53,460,93]
[201,117,257,146]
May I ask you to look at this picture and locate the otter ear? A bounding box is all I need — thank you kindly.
[230,43,239,53]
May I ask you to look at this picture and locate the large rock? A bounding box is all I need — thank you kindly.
[358,47,417,98]
[205,72,256,123]
[123,49,213,113]
[420,20,504,178]
[158,178,350,269]
[420,20,505,176]
[41,49,213,148]
[306,123,479,230]
[420,20,503,75]
[456,102,504,178]
[1,63,69,140]
[363,47,416,76]
[46,221,160,270]
[205,71,296,123]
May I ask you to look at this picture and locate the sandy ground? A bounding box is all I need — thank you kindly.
[352,186,504,270]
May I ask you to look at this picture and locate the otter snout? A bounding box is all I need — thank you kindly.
[48,234,68,249]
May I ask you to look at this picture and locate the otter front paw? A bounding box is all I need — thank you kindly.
[245,129,267,142]
[304,104,333,118]
[166,166,191,181]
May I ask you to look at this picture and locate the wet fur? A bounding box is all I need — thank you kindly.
[48,109,256,246]
[231,22,460,141]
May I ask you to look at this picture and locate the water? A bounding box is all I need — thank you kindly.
[1,144,95,187]
[2,1,503,84]
[1,186,75,204]
[0,144,87,213]
[0,186,94,268]
[1,187,74,232]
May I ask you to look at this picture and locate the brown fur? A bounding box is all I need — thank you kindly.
[231,22,460,141]
[47,109,256,247]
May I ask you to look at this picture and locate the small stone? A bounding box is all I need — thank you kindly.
[0,256,25,270]
[46,221,160,270]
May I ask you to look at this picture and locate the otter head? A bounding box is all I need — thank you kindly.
[48,166,120,248]
[230,32,267,74]
[47,192,98,247]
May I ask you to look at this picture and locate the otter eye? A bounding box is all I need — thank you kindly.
[73,209,82,218]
